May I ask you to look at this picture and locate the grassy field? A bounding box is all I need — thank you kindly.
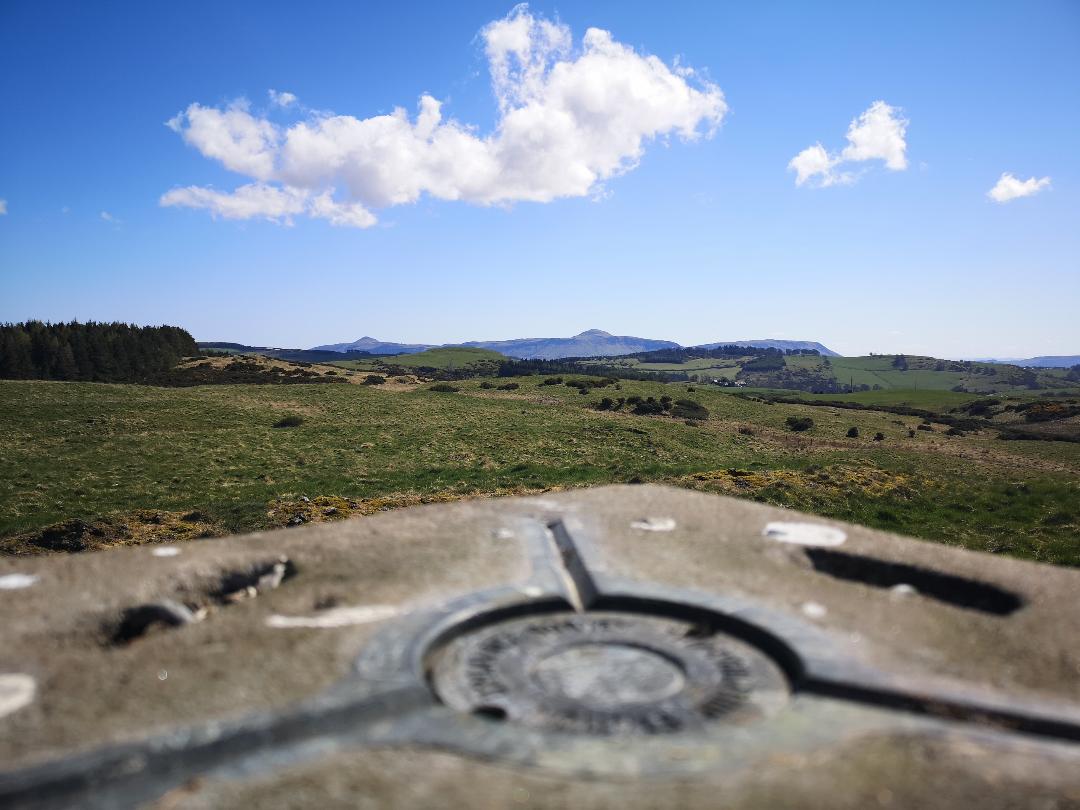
[1,377,1078,565]
[589,352,1071,394]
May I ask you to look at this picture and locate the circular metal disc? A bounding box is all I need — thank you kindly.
[428,610,789,735]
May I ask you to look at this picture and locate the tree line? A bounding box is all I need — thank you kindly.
[0,321,198,382]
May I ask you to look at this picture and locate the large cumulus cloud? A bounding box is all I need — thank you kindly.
[161,6,726,228]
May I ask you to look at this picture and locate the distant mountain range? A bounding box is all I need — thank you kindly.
[462,329,679,359]
[966,355,1080,368]
[310,336,432,355]
[310,329,839,360]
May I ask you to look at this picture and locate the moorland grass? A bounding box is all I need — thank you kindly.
[1,378,1077,565]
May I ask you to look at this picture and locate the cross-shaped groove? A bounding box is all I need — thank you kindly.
[545,520,599,612]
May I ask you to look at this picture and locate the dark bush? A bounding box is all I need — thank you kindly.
[786,416,814,432]
[430,383,460,393]
[362,375,386,385]
[596,397,615,411]
[542,377,563,385]
[324,370,338,375]
[272,414,304,428]
[917,424,933,431]
[846,426,859,438]
[672,399,709,420]
[738,426,755,436]
[946,427,965,436]
[873,432,885,441]
[479,381,494,389]
[497,382,520,390]
[908,429,916,438]
[632,397,665,415]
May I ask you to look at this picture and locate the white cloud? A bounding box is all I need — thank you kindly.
[100,210,120,223]
[269,89,298,108]
[167,100,279,181]
[0,199,6,215]
[789,100,908,187]
[160,183,308,223]
[788,143,850,187]
[161,5,726,228]
[987,172,1051,203]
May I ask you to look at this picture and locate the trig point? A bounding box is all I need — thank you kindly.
[2,486,1079,808]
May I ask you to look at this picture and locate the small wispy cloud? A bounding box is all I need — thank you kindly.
[100,210,121,224]
[987,172,1051,203]
[268,89,297,108]
[789,101,908,188]
[0,198,7,215]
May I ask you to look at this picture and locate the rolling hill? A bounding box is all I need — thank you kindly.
[695,339,840,356]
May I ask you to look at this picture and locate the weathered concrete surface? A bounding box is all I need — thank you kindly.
[1,485,1079,809]
[0,501,531,768]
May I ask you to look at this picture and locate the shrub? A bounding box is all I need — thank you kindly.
[908,429,916,438]
[946,427,965,436]
[497,382,520,390]
[786,416,814,432]
[660,395,673,411]
[917,424,933,431]
[596,397,615,411]
[542,377,563,385]
[873,432,885,441]
[738,426,755,436]
[272,414,304,429]
[846,426,859,438]
[672,399,709,420]
[362,375,386,385]
[478,381,494,389]
[632,397,665,415]
[429,383,460,393]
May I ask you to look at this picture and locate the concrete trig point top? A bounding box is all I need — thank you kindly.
[1,485,1080,808]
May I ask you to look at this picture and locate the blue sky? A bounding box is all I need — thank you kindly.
[1,0,1077,357]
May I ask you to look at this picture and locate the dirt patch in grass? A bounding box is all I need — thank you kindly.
[678,464,920,501]
[0,509,224,556]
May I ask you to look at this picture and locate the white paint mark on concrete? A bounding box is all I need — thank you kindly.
[801,601,827,619]
[0,574,38,590]
[493,528,515,540]
[151,547,181,557]
[630,517,677,532]
[763,521,846,547]
[0,674,36,719]
[266,605,398,629]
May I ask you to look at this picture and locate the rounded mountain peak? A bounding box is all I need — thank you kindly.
[574,329,613,338]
